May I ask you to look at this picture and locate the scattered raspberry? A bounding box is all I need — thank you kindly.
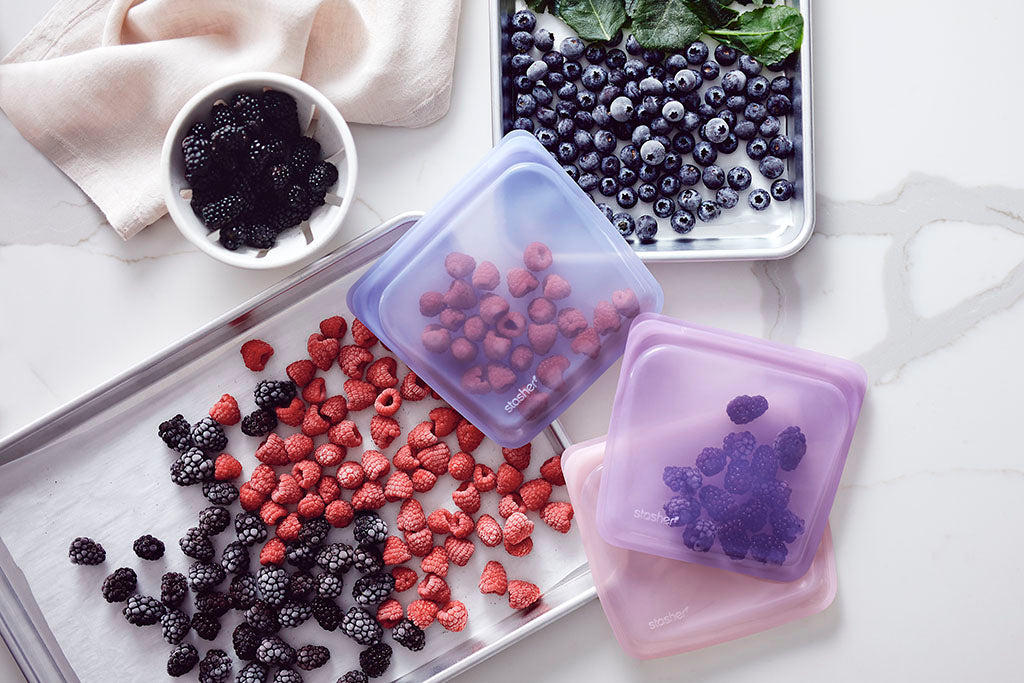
[397,500,427,533]
[209,394,241,425]
[382,536,412,565]
[256,434,289,466]
[319,315,348,339]
[239,483,266,511]
[504,536,533,557]
[283,433,313,462]
[427,509,452,535]
[392,567,418,593]
[452,482,481,514]
[411,468,437,493]
[366,357,398,388]
[301,404,330,437]
[540,456,565,486]
[318,475,341,503]
[339,345,374,379]
[376,599,403,628]
[297,492,325,518]
[307,333,340,371]
[271,474,303,505]
[475,515,503,547]
[417,443,451,475]
[447,452,474,481]
[508,580,540,609]
[259,538,286,566]
[399,371,430,401]
[437,600,468,632]
[248,464,277,494]
[358,450,389,481]
[497,494,527,519]
[370,415,401,449]
[404,528,433,557]
[727,394,769,425]
[276,512,302,541]
[241,339,274,371]
[343,380,377,412]
[374,388,401,417]
[541,502,574,533]
[302,377,326,404]
[214,453,242,481]
[351,481,386,510]
[519,479,552,511]
[329,420,362,448]
[319,395,348,423]
[472,464,496,492]
[506,267,539,298]
[456,419,484,453]
[429,407,459,437]
[407,421,438,450]
[443,536,475,566]
[417,574,451,604]
[496,464,524,496]
[501,445,531,470]
[351,318,378,348]
[286,359,316,387]
[276,397,305,427]
[314,443,345,468]
[260,500,288,525]
[478,561,508,595]
[448,511,475,540]
[406,599,438,628]
[325,500,354,528]
[383,471,414,502]
[420,547,449,578]
[502,512,534,545]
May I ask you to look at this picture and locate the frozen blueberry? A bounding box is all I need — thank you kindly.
[672,132,696,154]
[726,94,748,112]
[596,202,614,222]
[598,176,619,197]
[606,48,627,69]
[581,65,608,91]
[680,111,702,132]
[759,116,781,138]
[744,102,768,123]
[746,137,769,160]
[637,182,658,203]
[662,100,685,123]
[716,134,738,154]
[574,130,594,151]
[678,188,702,212]
[631,125,651,148]
[717,109,737,129]
[576,90,597,110]
[771,76,793,95]
[724,459,754,495]
[759,155,784,179]
[702,165,725,190]
[665,53,687,73]
[683,520,717,552]
[532,84,553,106]
[515,94,537,117]
[738,54,762,76]
[584,44,606,64]
[770,508,805,543]
[673,68,701,93]
[534,28,554,52]
[722,69,747,94]
[510,31,534,53]
[664,496,702,527]
[510,53,533,74]
[643,48,665,64]
[659,174,681,196]
[625,34,643,55]
[697,201,720,222]
[749,188,771,211]
[695,446,726,476]
[535,127,557,148]
[513,117,533,132]
[663,465,703,495]
[679,165,701,187]
[716,188,739,209]
[685,41,709,65]
[636,215,658,242]
[714,44,738,66]
[577,172,599,192]
[563,164,579,181]
[624,58,645,80]
[734,120,757,140]
[536,107,557,127]
[750,445,779,481]
[770,135,794,158]
[766,94,793,116]
[578,150,600,172]
[650,116,672,136]
[526,60,548,82]
[593,129,616,154]
[703,117,730,144]
[638,163,659,183]
[704,86,726,109]
[693,141,717,166]
[701,61,720,81]
[562,60,582,81]
[609,96,634,123]
[653,196,675,218]
[670,209,696,234]
[620,144,642,169]
[612,211,635,236]
[542,50,564,70]
[511,9,536,31]
[614,188,636,210]
[560,37,585,60]
[774,426,807,471]
[639,139,667,166]
[616,166,636,186]
[556,141,579,164]
[639,76,664,96]
[598,84,622,106]
[513,75,533,92]
[746,75,769,100]
[771,179,795,201]
[635,96,660,122]
[727,166,752,190]
[556,117,576,141]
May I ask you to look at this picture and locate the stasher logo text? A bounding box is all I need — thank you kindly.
[505,375,540,413]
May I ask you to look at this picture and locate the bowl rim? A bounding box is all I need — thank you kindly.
[160,71,358,270]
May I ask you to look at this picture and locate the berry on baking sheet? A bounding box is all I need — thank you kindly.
[342,606,383,645]
[359,642,392,678]
[160,572,188,608]
[123,593,165,626]
[160,609,190,645]
[133,534,165,560]
[241,409,278,437]
[209,394,241,425]
[508,580,540,610]
[158,414,193,453]
[101,567,137,603]
[437,600,468,632]
[167,643,200,677]
[241,340,275,371]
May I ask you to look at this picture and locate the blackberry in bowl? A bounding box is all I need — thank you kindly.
[161,72,357,269]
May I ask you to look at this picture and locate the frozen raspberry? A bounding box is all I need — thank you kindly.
[313,443,344,468]
[527,323,558,355]
[351,319,378,348]
[439,307,466,330]
[318,475,341,503]
[325,500,355,528]
[507,267,539,298]
[301,406,330,439]
[392,567,418,593]
[407,421,438,450]
[209,394,241,426]
[366,357,398,389]
[445,251,476,278]
[382,536,411,565]
[504,536,533,557]
[475,515,503,547]
[352,481,386,510]
[718,519,751,560]
[508,580,540,609]
[463,315,488,342]
[286,360,316,388]
[699,485,735,521]
[472,260,500,290]
[502,512,534,545]
[750,444,779,481]
[571,327,601,359]
[593,300,621,335]
[611,288,640,318]
[411,468,437,493]
[540,501,574,533]
[271,474,303,505]
[214,453,242,481]
[482,330,512,362]
[417,574,451,603]
[774,426,807,471]
[523,241,553,271]
[369,415,401,449]
[276,513,302,541]
[377,599,404,628]
[452,482,481,514]
[260,538,286,566]
[260,500,288,525]
[450,337,478,363]
[541,273,571,300]
[487,363,516,393]
[283,433,313,462]
[399,371,430,401]
[478,561,508,595]
[519,478,552,511]
[448,511,475,540]
[723,431,757,458]
[239,484,266,511]
[417,443,450,475]
[663,465,702,495]
[456,419,484,453]
[696,447,726,476]
[420,547,449,577]
[731,497,769,532]
[437,600,468,632]
[292,459,321,490]
[527,297,556,324]
[393,445,420,471]
[419,291,445,317]
[534,355,568,391]
[307,333,340,371]
[319,315,348,339]
[501,444,531,470]
[724,458,754,495]
[444,279,477,310]
[495,312,527,340]
[663,496,701,527]
[276,398,305,427]
[539,456,565,486]
[461,365,490,394]
[404,528,434,557]
[556,307,587,338]
[443,536,475,566]
[241,340,274,371]
[383,471,414,501]
[329,420,362,448]
[319,395,348,423]
[498,494,527,519]
[472,464,496,492]
[682,519,717,552]
[302,377,326,404]
[344,380,377,412]
[495,464,523,496]
[339,345,374,379]
[297,492,325,519]
[426,509,453,535]
[727,394,769,425]
[753,479,792,510]
[750,533,789,565]
[448,451,474,481]
[508,344,533,372]
[249,464,277,494]
[374,388,401,416]
[770,507,805,542]
[406,599,438,628]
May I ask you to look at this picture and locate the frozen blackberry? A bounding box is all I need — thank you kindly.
[161,572,188,607]
[730,498,769,532]
[314,572,343,599]
[288,137,321,174]
[159,414,193,452]
[695,447,726,477]
[753,479,792,511]
[192,612,222,640]
[123,593,165,626]
[750,532,788,565]
[774,425,807,471]
[241,409,278,437]
[285,542,318,571]
[311,597,342,631]
[230,572,259,609]
[353,514,388,546]
[273,670,303,683]
[682,519,717,552]
[297,517,331,547]
[191,417,227,452]
[189,560,226,591]
[101,567,137,603]
[663,495,701,527]
[391,618,426,652]
[724,458,754,495]
[294,644,331,671]
[338,671,368,683]
[316,543,354,575]
[68,536,105,565]
[203,481,239,505]
[340,606,382,645]
[198,506,232,536]
[277,599,313,628]
[770,507,805,543]
[223,541,251,575]
[287,570,315,600]
[307,161,338,193]
[723,431,757,458]
[359,642,392,678]
[351,544,384,574]
[662,466,702,495]
[245,600,282,635]
[726,394,769,425]
[236,512,269,546]
[257,635,297,667]
[255,379,297,410]
[749,444,779,481]
[352,572,395,607]
[181,527,216,562]
[698,485,735,522]
[718,519,751,560]
[198,648,232,683]
[195,591,232,617]
[161,608,191,644]
[233,621,262,660]
[258,566,289,606]
[237,661,270,683]
[133,534,165,560]
[201,195,246,230]
[171,447,215,486]
[167,643,200,677]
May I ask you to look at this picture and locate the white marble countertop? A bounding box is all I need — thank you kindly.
[2,1,1023,681]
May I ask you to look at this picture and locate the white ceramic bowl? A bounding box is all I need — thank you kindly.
[161,72,357,269]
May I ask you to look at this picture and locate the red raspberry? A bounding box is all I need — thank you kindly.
[260,500,288,525]
[501,444,531,470]
[417,574,451,604]
[504,536,533,558]
[318,396,348,424]
[314,443,345,468]
[241,339,274,371]
[447,452,474,481]
[449,511,475,540]
[437,600,468,632]
[291,460,321,489]
[396,499,427,533]
[472,464,496,492]
[259,538,286,566]
[383,471,414,502]
[276,397,305,427]
[301,377,326,404]
[344,380,377,412]
[445,252,476,279]
[239,483,266,511]
[420,546,449,578]
[271,474,303,505]
[209,394,241,426]
[472,260,500,290]
[497,494,526,519]
[429,407,459,437]
[478,561,508,595]
[336,462,365,490]
[318,475,341,503]
[418,443,451,475]
[508,580,540,609]
[376,599,403,628]
[541,502,574,533]
[392,567,418,593]
[366,357,398,389]
[593,300,620,335]
[496,464,524,496]
[214,453,242,481]
[255,433,289,466]
[399,371,431,401]
[506,267,539,298]
[519,478,552,511]
[374,388,401,417]
[301,404,330,437]
[307,333,340,371]
[351,481,386,510]
[382,536,412,565]
[339,345,373,379]
[571,327,602,359]
[369,415,401,450]
[420,291,445,316]
[392,445,419,471]
[541,272,571,300]
[443,536,475,567]
[283,433,313,462]
[249,464,277,494]
[351,318,378,348]
[325,499,354,528]
[502,512,534,545]
[451,482,481,514]
[404,528,434,558]
[406,599,438,628]
[426,509,453,535]
[276,513,302,542]
[456,419,484,453]
[540,455,565,486]
[286,359,316,387]
[407,421,438,450]
[297,492,325,519]
[411,468,437,493]
[475,515,503,547]
[319,315,348,339]
[361,450,390,481]
[328,420,362,448]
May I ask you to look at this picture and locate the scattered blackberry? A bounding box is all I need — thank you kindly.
[246,223,277,250]
[159,414,193,452]
[167,643,200,677]
[341,607,383,645]
[770,507,805,543]
[191,417,228,452]
[171,447,215,486]
[236,512,269,546]
[288,137,321,174]
[241,409,277,437]
[353,514,388,545]
[682,519,717,552]
[287,570,316,600]
[101,567,137,603]
[68,537,105,565]
[663,495,701,527]
[257,635,297,667]
[222,541,251,575]
[181,527,216,562]
[203,480,239,505]
[723,431,757,458]
[695,447,726,477]
[189,560,226,592]
[161,572,188,607]
[133,534,165,560]
[237,661,270,683]
[307,161,338,194]
[392,618,426,652]
[200,195,246,230]
[295,644,331,671]
[195,591,232,617]
[316,543,354,575]
[774,425,807,471]
[254,379,297,410]
[351,544,384,574]
[726,394,769,425]
[749,444,779,481]
[273,670,303,683]
[358,642,392,678]
[311,597,342,631]
[233,621,262,661]
[750,532,788,565]
[285,542,318,571]
[245,601,282,635]
[230,572,260,609]
[352,572,395,607]
[297,518,331,547]
[192,612,222,640]
[662,466,702,495]
[198,506,232,536]
[123,593,165,626]
[339,671,368,683]
[161,608,191,644]
[314,572,343,599]
[198,648,232,683]
[258,566,289,606]
[277,599,313,628]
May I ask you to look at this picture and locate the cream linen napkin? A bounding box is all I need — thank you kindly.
[0,0,462,239]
